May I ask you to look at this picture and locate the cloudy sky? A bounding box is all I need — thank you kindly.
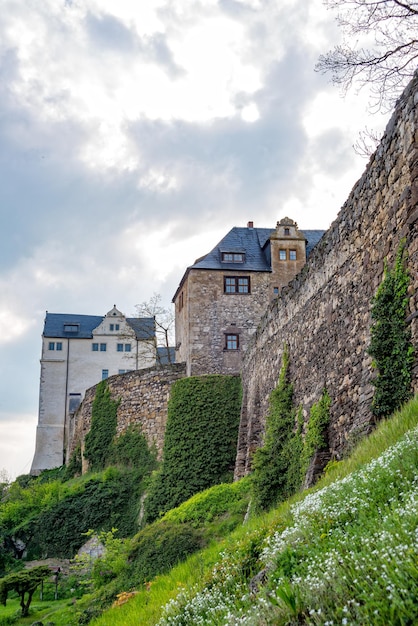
[0,0,392,479]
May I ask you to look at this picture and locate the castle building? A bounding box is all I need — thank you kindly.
[173,218,325,376]
[30,306,156,474]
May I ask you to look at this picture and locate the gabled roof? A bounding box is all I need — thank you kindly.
[43,313,156,340]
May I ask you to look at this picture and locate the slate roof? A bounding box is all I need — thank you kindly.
[43,313,156,340]
[190,226,325,272]
[172,224,325,301]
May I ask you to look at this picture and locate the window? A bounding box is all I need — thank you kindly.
[224,276,250,294]
[110,324,120,331]
[124,344,131,352]
[289,250,297,260]
[279,249,287,260]
[92,343,99,351]
[221,252,244,263]
[274,287,279,294]
[100,343,107,352]
[117,344,123,352]
[63,323,79,333]
[225,334,239,350]
[118,369,127,374]
[49,341,64,351]
[102,369,109,380]
[284,228,290,236]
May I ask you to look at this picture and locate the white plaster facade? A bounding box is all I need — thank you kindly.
[31,306,156,474]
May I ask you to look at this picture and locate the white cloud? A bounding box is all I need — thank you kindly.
[0,0,395,478]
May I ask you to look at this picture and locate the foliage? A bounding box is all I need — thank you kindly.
[146,396,418,626]
[84,381,120,472]
[65,445,83,479]
[111,425,157,477]
[26,469,143,559]
[126,521,203,587]
[368,241,414,418]
[300,389,331,481]
[161,478,251,529]
[144,375,242,522]
[0,565,51,617]
[251,347,303,512]
[316,0,418,111]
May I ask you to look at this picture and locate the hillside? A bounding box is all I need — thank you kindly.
[1,395,417,625]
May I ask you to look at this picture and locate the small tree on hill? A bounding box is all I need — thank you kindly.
[0,565,51,616]
[368,241,414,418]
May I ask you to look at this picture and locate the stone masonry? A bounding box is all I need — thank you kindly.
[234,73,418,479]
[68,363,186,471]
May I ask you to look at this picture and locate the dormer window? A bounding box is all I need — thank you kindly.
[63,323,79,333]
[284,228,290,235]
[221,252,245,263]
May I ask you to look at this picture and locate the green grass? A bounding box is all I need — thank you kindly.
[88,395,418,626]
[4,397,417,626]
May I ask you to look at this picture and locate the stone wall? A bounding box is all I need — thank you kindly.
[235,74,418,479]
[68,363,186,469]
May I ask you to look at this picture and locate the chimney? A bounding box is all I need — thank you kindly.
[247,221,254,228]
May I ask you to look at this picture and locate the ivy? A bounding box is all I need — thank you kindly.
[144,375,242,523]
[300,389,331,481]
[111,424,157,477]
[251,346,303,512]
[84,381,120,472]
[368,241,414,418]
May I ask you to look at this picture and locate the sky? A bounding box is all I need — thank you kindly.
[0,0,392,480]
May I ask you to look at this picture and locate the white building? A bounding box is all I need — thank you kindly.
[30,306,156,474]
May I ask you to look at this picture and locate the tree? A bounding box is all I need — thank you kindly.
[316,1,418,111]
[134,293,175,365]
[368,242,414,418]
[0,565,51,617]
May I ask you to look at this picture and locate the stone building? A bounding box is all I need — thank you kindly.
[30,305,156,474]
[173,217,325,376]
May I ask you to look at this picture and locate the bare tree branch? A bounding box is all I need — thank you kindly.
[317,0,418,110]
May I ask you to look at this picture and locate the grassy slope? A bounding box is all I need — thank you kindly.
[90,395,418,626]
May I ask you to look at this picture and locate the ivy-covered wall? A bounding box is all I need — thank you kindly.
[69,364,186,469]
[144,374,242,522]
[235,72,418,478]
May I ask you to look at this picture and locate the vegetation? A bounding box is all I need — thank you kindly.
[0,565,51,617]
[369,241,414,418]
[144,375,242,522]
[251,347,303,512]
[84,381,120,472]
[87,395,417,626]
[299,388,331,481]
